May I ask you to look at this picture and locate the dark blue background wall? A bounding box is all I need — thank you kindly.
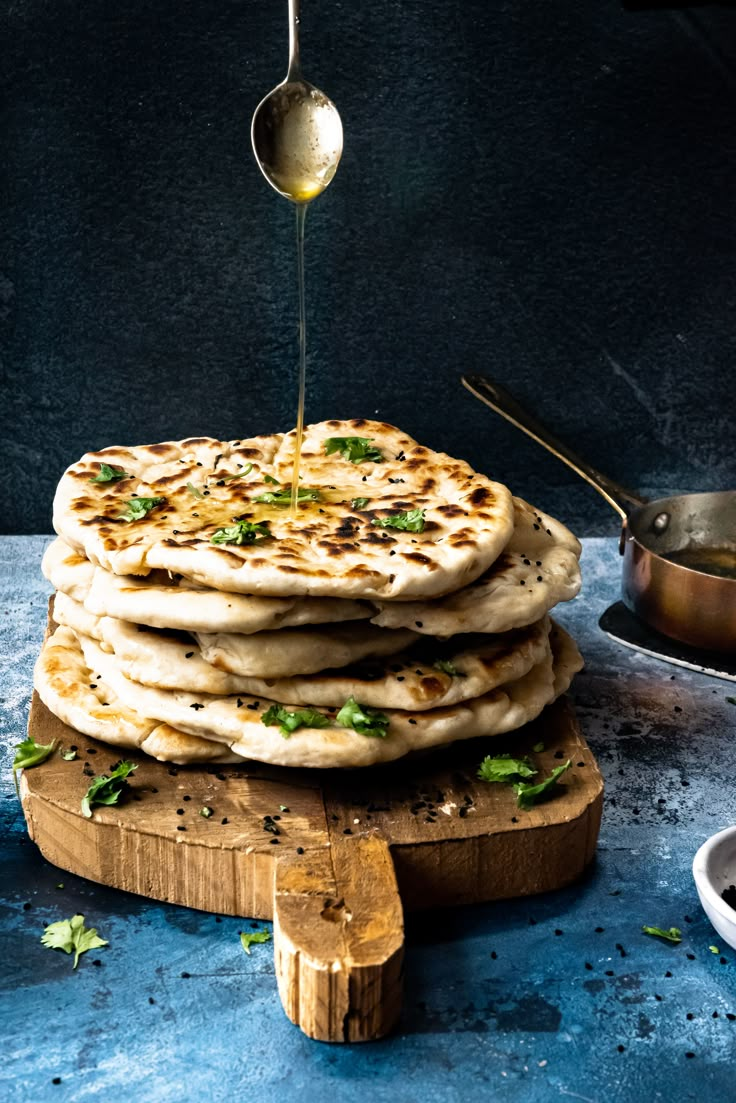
[2,1,735,534]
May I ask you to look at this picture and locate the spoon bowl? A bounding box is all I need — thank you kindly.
[251,78,343,204]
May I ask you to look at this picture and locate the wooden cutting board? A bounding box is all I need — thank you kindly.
[21,689,603,1044]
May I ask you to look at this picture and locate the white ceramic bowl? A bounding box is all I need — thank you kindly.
[693,825,736,951]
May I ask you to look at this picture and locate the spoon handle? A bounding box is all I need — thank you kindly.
[287,0,301,80]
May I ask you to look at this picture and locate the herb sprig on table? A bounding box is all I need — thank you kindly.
[642,925,682,944]
[41,914,108,969]
[240,928,271,955]
[477,753,571,809]
[81,761,137,818]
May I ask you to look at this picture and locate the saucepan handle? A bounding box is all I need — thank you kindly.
[461,374,647,521]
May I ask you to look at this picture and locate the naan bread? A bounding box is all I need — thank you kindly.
[52,420,515,600]
[44,537,371,634]
[74,597,553,711]
[195,622,417,678]
[71,624,582,768]
[370,498,581,636]
[33,625,244,763]
[41,539,94,603]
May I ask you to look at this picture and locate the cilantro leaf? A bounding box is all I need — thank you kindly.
[240,928,271,955]
[89,463,130,484]
[186,481,204,499]
[324,437,384,464]
[532,741,545,753]
[372,509,426,533]
[210,520,272,546]
[41,914,108,969]
[220,464,253,482]
[514,761,571,809]
[61,749,77,761]
[642,925,682,944]
[336,696,390,738]
[81,761,137,819]
[118,497,165,522]
[433,659,465,677]
[477,753,537,784]
[200,806,213,818]
[13,736,56,771]
[263,474,280,485]
[262,704,330,738]
[254,486,322,507]
[351,497,370,510]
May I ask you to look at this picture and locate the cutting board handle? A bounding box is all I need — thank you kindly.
[273,833,405,1042]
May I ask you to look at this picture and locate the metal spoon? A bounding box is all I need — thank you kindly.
[251,0,343,204]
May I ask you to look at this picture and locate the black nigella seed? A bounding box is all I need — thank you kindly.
[617,1045,625,1053]
[89,683,97,689]
[183,795,191,802]
[23,902,32,911]
[148,997,155,1005]
[554,750,564,759]
[221,817,229,825]
[605,970,614,977]
[296,847,305,855]
[595,927,605,933]
[269,838,280,845]
[665,971,673,978]
[585,962,593,970]
[176,809,185,815]
[181,972,190,979]
[215,772,226,781]
[52,1078,62,1086]
[408,719,417,725]
[87,748,97,755]
[687,1012,694,1021]
[185,652,194,659]
[177,826,186,832]
[685,1052,695,1059]
[343,828,353,835]
[237,699,244,708]
[92,959,102,967]
[554,929,563,936]
[415,621,423,627]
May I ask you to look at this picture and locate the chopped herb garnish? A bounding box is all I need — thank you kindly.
[727,697,736,706]
[199,806,213,818]
[210,520,272,545]
[372,509,426,533]
[514,761,571,809]
[351,497,370,510]
[262,704,330,738]
[477,753,537,784]
[709,944,720,954]
[186,482,204,499]
[263,474,280,485]
[118,497,165,522]
[240,928,271,955]
[220,463,253,481]
[60,749,77,762]
[642,925,682,944]
[81,761,137,819]
[279,805,289,812]
[532,741,545,753]
[41,914,108,969]
[324,437,384,464]
[433,659,465,677]
[89,463,130,484]
[13,736,56,771]
[254,486,322,507]
[336,696,390,738]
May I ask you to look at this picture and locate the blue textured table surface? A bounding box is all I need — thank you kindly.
[2,536,735,1103]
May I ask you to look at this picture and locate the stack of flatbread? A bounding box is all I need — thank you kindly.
[35,420,583,768]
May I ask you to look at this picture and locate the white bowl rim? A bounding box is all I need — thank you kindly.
[692,825,736,932]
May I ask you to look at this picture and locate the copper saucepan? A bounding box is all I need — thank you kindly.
[462,374,736,653]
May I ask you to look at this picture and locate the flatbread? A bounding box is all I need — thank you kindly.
[41,539,94,603]
[44,537,372,633]
[72,623,582,768]
[370,498,581,636]
[77,598,554,711]
[194,621,417,678]
[51,420,515,600]
[33,625,245,764]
